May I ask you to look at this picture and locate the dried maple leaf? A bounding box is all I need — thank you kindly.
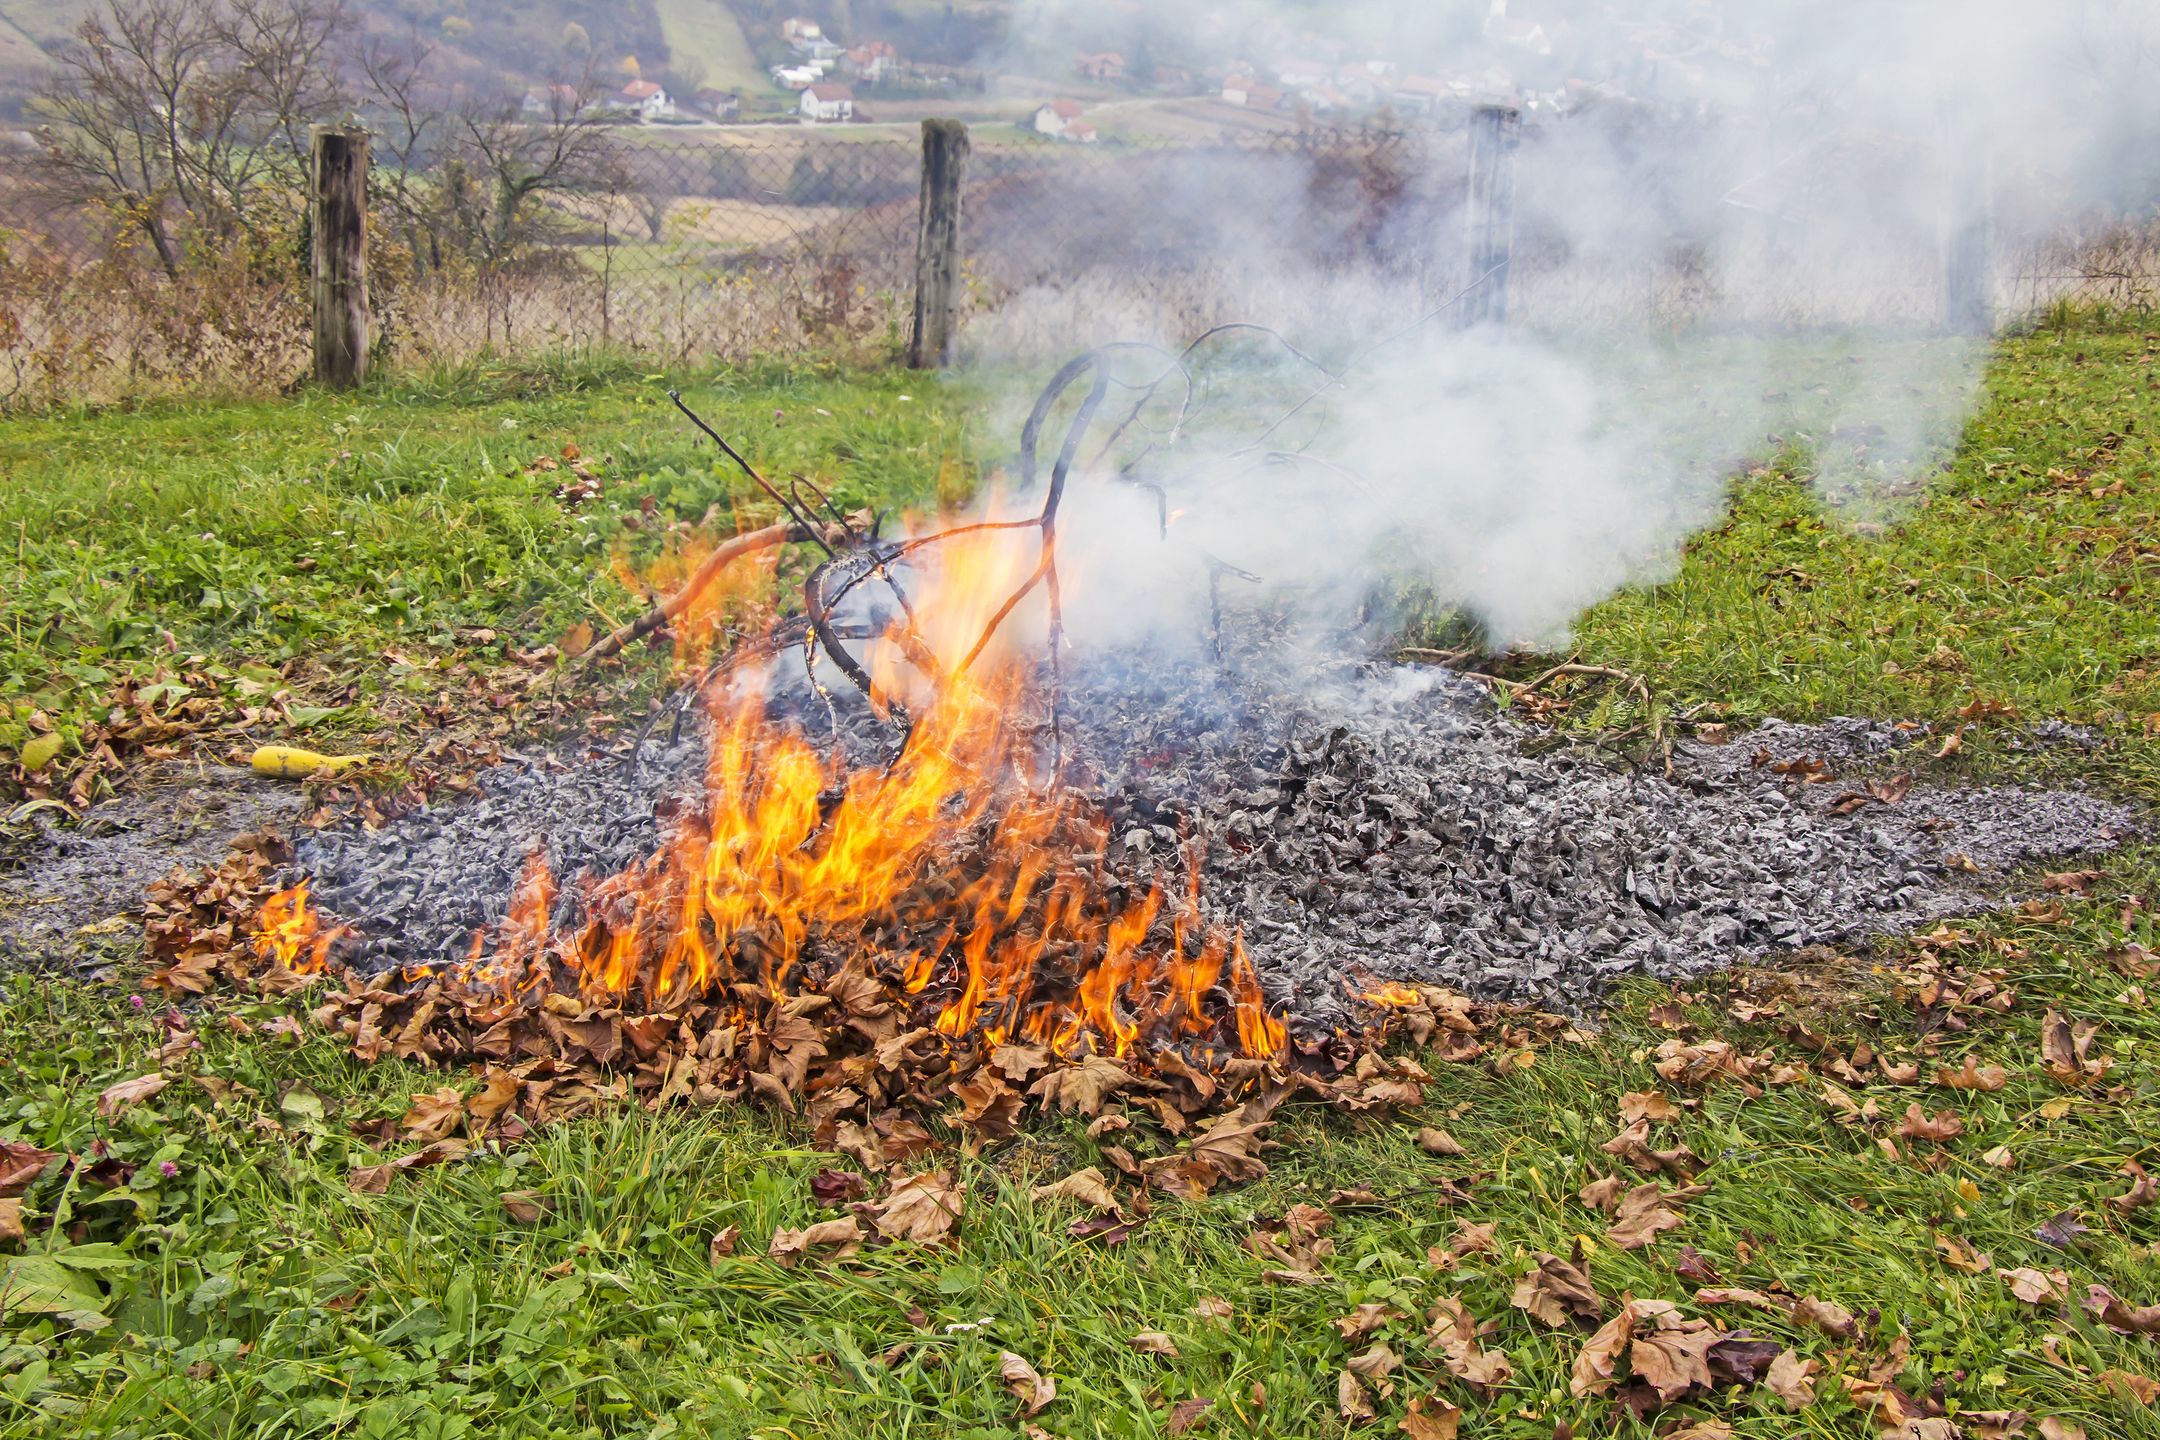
[1579,1173,1629,1212]
[1416,1126,1465,1156]
[1706,1334,1783,1384]
[96,1073,168,1116]
[1606,1182,1695,1250]
[1399,1394,1461,1440]
[1337,1369,1376,1421]
[708,1226,740,1262]
[467,1066,521,1128]
[811,1168,871,1205]
[2039,1009,2111,1085]
[2038,1419,2086,1440]
[2110,1160,2156,1213]
[1347,1342,1399,1379]
[1333,1303,1398,1341]
[1999,1267,2071,1305]
[1935,1056,2008,1091]
[498,1190,547,1224]
[1895,1103,1965,1144]
[1511,1251,1603,1327]
[1427,1296,1513,1390]
[2098,1368,2160,1405]
[1765,1348,1819,1409]
[1601,1117,1702,1177]
[1167,1397,1214,1434]
[1619,1090,1679,1124]
[0,1143,58,1199]
[767,1216,864,1267]
[400,1086,466,1142]
[1031,1168,1118,1214]
[867,1170,961,1245]
[1673,1246,1722,1285]
[1130,1331,1180,1358]
[952,1071,1021,1141]
[999,1352,1055,1416]
[1193,1297,1234,1323]
[1790,1295,1859,1338]
[1026,1056,1135,1115]
[348,1138,467,1194]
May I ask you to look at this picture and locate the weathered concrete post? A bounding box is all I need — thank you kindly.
[909,118,969,369]
[1460,104,1521,330]
[1942,139,1995,337]
[310,126,370,388]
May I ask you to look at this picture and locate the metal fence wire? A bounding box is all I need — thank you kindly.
[3,119,2158,406]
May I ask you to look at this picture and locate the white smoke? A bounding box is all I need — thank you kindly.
[951,0,2160,650]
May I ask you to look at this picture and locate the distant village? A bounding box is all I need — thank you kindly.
[524,0,1777,137]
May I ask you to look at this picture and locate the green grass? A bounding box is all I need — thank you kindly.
[653,0,771,101]
[0,355,969,788]
[5,318,2160,1437]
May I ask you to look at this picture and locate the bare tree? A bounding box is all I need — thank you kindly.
[28,0,353,275]
[359,31,451,273]
[447,76,623,267]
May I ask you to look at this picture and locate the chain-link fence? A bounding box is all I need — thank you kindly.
[4,116,2158,408]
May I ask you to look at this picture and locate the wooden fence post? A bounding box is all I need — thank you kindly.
[1942,140,1994,337]
[1460,104,1521,330]
[909,118,969,369]
[310,126,370,388]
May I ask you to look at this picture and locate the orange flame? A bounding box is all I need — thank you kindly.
[256,521,1288,1063]
[253,881,343,975]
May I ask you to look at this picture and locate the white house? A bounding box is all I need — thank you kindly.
[1061,119,1099,143]
[773,64,822,90]
[614,79,674,121]
[782,17,822,46]
[1032,98,1085,136]
[800,84,855,122]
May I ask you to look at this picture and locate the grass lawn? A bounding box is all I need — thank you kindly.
[653,0,773,102]
[3,319,2160,1438]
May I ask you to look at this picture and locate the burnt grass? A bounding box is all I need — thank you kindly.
[275,646,2135,1035]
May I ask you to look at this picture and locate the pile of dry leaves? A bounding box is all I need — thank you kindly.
[140,831,1567,1209]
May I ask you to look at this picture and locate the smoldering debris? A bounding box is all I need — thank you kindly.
[283,652,2133,1034]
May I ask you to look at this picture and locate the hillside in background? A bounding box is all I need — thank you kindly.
[0,0,799,117]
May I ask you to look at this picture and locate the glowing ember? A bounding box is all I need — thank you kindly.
[256,522,1287,1063]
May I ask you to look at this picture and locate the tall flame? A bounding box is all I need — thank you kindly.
[256,522,1287,1062]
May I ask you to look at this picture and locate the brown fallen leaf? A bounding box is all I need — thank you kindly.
[97,1073,168,1117]
[867,1170,962,1245]
[2098,1368,2160,1404]
[0,1143,57,1198]
[1934,1233,1992,1274]
[1895,1103,1965,1144]
[1606,1182,1688,1250]
[347,1133,467,1192]
[1570,1298,1717,1403]
[767,1216,864,1267]
[1427,1295,1512,1390]
[1765,1348,1819,1410]
[2081,1283,2160,1336]
[1192,1297,1234,1323]
[467,1066,521,1128]
[1399,1394,1462,1440]
[1417,1126,1465,1156]
[498,1190,548,1224]
[1619,1090,1680,1124]
[1578,1173,1629,1213]
[1790,1295,1859,1338]
[1347,1342,1400,1379]
[1000,1351,1056,1416]
[1936,1056,2008,1091]
[1333,1303,1398,1341]
[1130,1330,1180,1358]
[1027,1056,1134,1115]
[2038,1419,2087,1440]
[401,1086,466,1142]
[708,1226,740,1263]
[2110,1160,2156,1213]
[2040,1009,2111,1085]
[1338,1368,1376,1421]
[1999,1267,2071,1305]
[0,1197,22,1245]
[1167,1397,1214,1434]
[1511,1251,1603,1327]
[1031,1168,1119,1214]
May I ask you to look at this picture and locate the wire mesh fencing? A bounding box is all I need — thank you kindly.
[3,117,2159,408]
